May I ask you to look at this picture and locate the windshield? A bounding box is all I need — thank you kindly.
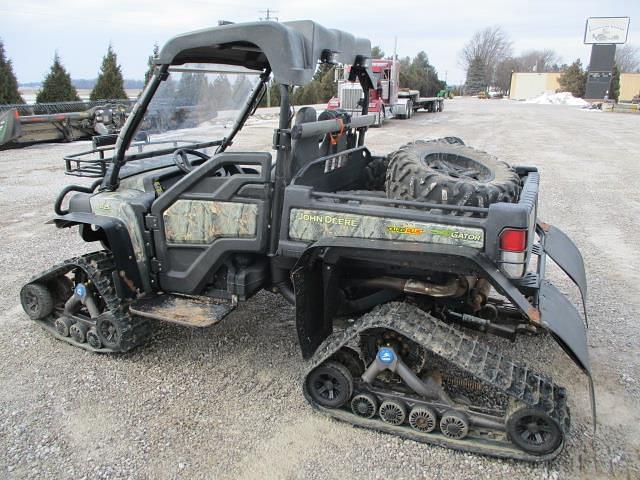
[126,63,262,155]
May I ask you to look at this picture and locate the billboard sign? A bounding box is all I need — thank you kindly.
[584,17,630,44]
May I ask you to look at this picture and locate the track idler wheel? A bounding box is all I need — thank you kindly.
[506,408,563,455]
[351,393,378,419]
[306,361,353,408]
[54,316,73,337]
[379,400,406,425]
[86,328,102,349]
[70,323,88,343]
[20,283,54,320]
[408,406,437,433]
[96,313,122,350]
[439,411,469,439]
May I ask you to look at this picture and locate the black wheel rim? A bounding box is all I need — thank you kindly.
[24,291,39,315]
[98,319,119,348]
[424,152,493,181]
[515,415,558,448]
[307,365,351,408]
[312,374,342,402]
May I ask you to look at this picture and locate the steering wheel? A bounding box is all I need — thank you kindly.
[172,148,211,174]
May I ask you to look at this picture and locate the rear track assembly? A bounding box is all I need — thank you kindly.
[303,302,569,461]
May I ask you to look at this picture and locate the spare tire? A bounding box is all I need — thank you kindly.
[386,139,521,213]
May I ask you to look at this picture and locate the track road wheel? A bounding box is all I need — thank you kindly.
[70,323,88,343]
[54,317,74,337]
[506,408,563,455]
[86,328,102,349]
[351,393,378,418]
[306,361,353,409]
[440,411,469,439]
[379,400,407,425]
[20,283,54,320]
[408,406,437,433]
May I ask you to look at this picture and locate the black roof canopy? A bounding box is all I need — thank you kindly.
[156,20,371,86]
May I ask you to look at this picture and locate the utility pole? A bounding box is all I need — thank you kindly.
[259,9,279,21]
[258,9,279,107]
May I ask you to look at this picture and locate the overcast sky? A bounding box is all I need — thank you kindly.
[1,0,638,85]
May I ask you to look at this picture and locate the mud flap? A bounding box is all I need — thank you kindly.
[539,221,588,326]
[539,280,596,430]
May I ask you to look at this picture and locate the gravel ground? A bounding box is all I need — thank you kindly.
[0,98,639,479]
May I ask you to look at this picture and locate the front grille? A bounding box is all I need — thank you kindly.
[339,84,364,111]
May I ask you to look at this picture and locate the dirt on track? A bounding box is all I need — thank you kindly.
[0,98,639,479]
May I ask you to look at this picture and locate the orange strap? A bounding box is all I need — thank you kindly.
[329,118,345,145]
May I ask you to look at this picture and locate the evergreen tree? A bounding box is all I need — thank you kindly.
[609,64,620,101]
[371,46,385,59]
[144,43,159,87]
[90,45,127,100]
[212,75,233,110]
[36,53,80,103]
[557,59,587,98]
[0,40,24,104]
[464,57,486,95]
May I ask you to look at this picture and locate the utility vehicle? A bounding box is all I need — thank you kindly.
[20,20,593,461]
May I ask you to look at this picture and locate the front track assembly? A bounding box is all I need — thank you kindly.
[303,302,570,461]
[20,251,151,353]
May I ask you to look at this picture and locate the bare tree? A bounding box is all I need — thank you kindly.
[517,49,561,72]
[615,44,640,72]
[460,26,513,86]
[493,49,562,93]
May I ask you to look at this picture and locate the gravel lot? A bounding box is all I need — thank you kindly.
[1,98,639,479]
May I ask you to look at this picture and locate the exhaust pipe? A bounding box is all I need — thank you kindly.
[355,276,468,298]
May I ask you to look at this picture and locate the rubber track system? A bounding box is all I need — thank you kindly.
[24,251,151,353]
[303,302,570,461]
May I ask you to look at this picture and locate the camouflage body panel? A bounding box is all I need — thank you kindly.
[90,189,147,262]
[163,200,258,244]
[289,209,484,249]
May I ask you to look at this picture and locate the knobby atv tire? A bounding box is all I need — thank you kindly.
[386,139,521,213]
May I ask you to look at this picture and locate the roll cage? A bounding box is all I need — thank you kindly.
[101,20,375,191]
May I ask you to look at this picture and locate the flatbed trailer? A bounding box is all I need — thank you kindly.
[395,90,444,119]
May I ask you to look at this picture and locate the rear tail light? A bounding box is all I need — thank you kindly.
[500,228,526,252]
[499,228,527,278]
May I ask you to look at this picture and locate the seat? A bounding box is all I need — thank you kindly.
[290,107,321,176]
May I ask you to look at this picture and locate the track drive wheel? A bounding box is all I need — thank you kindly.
[306,361,353,409]
[20,283,54,320]
[506,408,563,455]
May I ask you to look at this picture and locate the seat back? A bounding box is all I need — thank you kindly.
[290,107,321,177]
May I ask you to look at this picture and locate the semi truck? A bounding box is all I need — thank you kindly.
[327,58,444,127]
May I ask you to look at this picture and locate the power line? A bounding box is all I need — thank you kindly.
[259,9,278,21]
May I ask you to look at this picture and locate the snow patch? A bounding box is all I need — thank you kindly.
[525,91,590,107]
